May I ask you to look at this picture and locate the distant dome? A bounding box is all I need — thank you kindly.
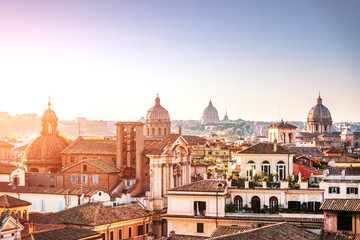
[307,95,332,122]
[146,94,170,121]
[306,93,333,134]
[24,135,69,161]
[202,100,220,124]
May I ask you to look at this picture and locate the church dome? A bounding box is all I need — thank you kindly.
[146,94,170,121]
[24,135,69,161]
[307,94,332,122]
[24,98,69,165]
[202,100,220,124]
[203,100,219,117]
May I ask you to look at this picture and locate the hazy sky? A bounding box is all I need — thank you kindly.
[0,0,359,122]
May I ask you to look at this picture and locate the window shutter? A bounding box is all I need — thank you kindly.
[356,188,358,194]
[347,188,350,194]
[329,187,331,193]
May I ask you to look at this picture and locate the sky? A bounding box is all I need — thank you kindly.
[0,0,359,122]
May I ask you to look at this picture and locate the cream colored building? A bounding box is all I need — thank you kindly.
[268,120,297,144]
[235,143,294,180]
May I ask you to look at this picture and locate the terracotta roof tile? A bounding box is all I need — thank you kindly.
[61,137,116,155]
[268,121,297,129]
[0,164,17,174]
[183,135,207,145]
[0,186,103,197]
[210,222,319,240]
[210,225,248,238]
[0,141,14,148]
[23,227,101,240]
[61,158,120,173]
[320,199,360,212]
[54,202,149,226]
[172,235,208,240]
[29,212,64,225]
[168,180,227,192]
[0,194,31,208]
[320,232,360,240]
[239,143,293,154]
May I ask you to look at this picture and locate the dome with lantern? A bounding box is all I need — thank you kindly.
[201,100,219,124]
[145,94,171,137]
[24,99,69,173]
[306,93,333,133]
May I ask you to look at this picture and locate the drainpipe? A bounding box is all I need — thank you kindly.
[107,222,112,240]
[216,191,218,228]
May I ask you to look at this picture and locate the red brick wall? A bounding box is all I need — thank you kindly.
[62,163,119,191]
[62,154,116,168]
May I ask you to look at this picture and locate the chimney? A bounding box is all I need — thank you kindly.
[178,126,182,135]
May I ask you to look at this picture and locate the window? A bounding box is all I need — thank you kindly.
[338,212,352,231]
[137,225,143,235]
[83,165,87,172]
[197,223,204,233]
[41,200,46,212]
[112,158,116,164]
[329,187,340,194]
[246,161,255,180]
[101,233,105,240]
[70,157,74,163]
[146,223,149,233]
[194,201,206,216]
[58,201,64,211]
[152,128,155,135]
[158,127,161,135]
[276,161,286,180]
[269,196,278,211]
[110,231,114,240]
[70,175,78,183]
[128,227,132,238]
[261,161,270,175]
[118,229,122,240]
[81,175,88,183]
[347,187,358,194]
[83,157,87,160]
[93,175,98,184]
[23,210,27,219]
[234,196,243,211]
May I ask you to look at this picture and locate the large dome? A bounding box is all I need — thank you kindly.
[203,100,219,116]
[307,95,332,122]
[24,135,69,161]
[146,94,170,121]
[201,100,220,124]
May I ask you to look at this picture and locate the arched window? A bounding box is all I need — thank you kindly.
[83,165,87,172]
[269,196,278,211]
[289,133,293,143]
[23,210,27,219]
[261,161,270,175]
[29,168,39,172]
[324,125,327,132]
[315,125,319,132]
[164,128,167,135]
[234,196,243,211]
[276,161,286,180]
[246,161,255,180]
[152,128,155,135]
[158,127,162,135]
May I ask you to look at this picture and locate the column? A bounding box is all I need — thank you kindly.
[164,163,169,193]
[170,164,174,189]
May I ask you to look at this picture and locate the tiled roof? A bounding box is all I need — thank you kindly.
[0,141,14,147]
[327,167,360,176]
[0,194,31,208]
[239,143,293,154]
[23,227,101,240]
[21,223,65,237]
[268,121,297,129]
[0,186,103,197]
[54,202,149,226]
[191,161,216,167]
[29,212,64,225]
[0,164,17,174]
[210,225,248,238]
[183,135,207,145]
[320,232,360,240]
[146,134,181,155]
[172,235,208,240]
[61,137,116,155]
[61,158,120,173]
[289,147,324,158]
[210,222,319,240]
[168,180,227,192]
[143,139,162,154]
[320,199,360,212]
